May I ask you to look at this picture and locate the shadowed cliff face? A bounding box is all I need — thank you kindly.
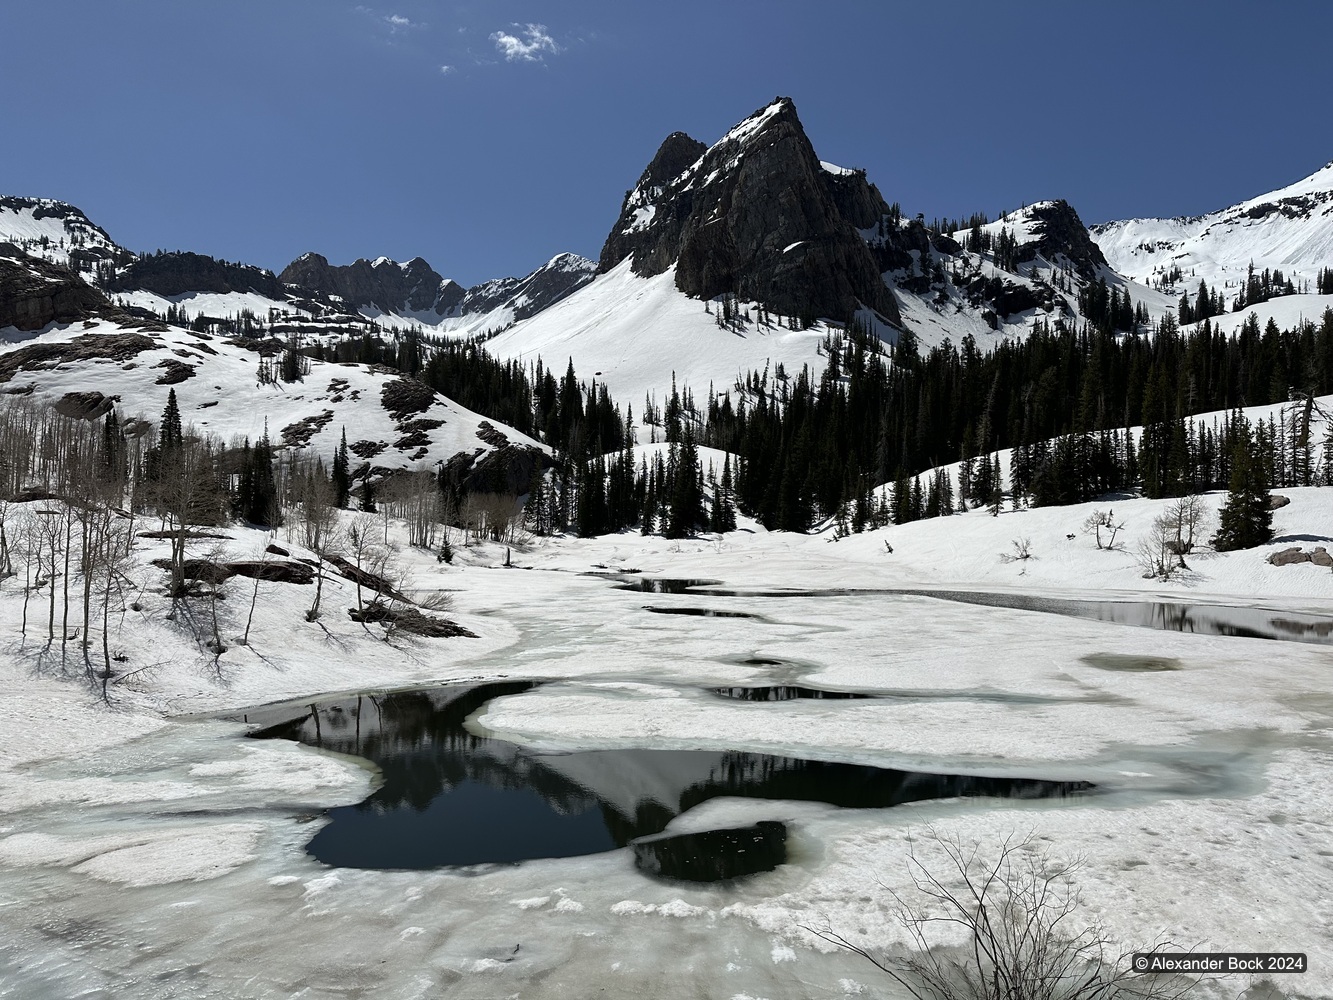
[599,97,901,325]
[106,251,286,299]
[1017,200,1108,280]
[0,244,117,332]
[278,252,465,316]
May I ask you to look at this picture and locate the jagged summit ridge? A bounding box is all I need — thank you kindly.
[599,97,900,324]
[278,252,465,317]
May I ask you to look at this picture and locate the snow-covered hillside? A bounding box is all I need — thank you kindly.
[0,195,133,274]
[1092,160,1333,292]
[478,259,837,408]
[0,313,544,477]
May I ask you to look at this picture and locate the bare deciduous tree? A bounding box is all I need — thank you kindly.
[1159,495,1208,559]
[1081,509,1125,550]
[291,464,337,621]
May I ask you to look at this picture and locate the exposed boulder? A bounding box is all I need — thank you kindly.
[53,390,117,420]
[1268,547,1311,566]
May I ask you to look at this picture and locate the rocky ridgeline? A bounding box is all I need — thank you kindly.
[106,251,286,299]
[459,253,596,320]
[278,253,465,317]
[599,97,900,324]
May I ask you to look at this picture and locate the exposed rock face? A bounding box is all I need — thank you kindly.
[459,252,597,320]
[599,98,900,324]
[1013,201,1108,280]
[279,253,464,316]
[106,251,286,299]
[440,443,550,497]
[0,244,115,331]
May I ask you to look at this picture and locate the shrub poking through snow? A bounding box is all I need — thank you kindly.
[808,830,1198,1000]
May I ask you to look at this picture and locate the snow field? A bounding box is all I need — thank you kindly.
[1,437,1332,997]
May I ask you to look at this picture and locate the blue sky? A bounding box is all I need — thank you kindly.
[2,1,1330,286]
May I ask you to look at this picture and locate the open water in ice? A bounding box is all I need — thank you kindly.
[244,681,1092,878]
[624,578,1333,644]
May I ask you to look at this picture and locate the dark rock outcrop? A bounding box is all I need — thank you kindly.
[1012,201,1108,280]
[440,443,550,497]
[279,253,464,316]
[0,244,114,331]
[599,98,900,324]
[106,251,286,299]
[53,390,118,420]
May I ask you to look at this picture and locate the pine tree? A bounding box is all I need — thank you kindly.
[1212,420,1273,550]
[159,389,183,454]
[332,429,351,509]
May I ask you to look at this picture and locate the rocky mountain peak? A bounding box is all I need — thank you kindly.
[599,97,899,324]
[1012,200,1108,279]
[0,195,135,276]
[278,253,464,316]
[640,132,707,192]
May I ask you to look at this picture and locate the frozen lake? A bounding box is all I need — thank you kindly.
[1,562,1329,999]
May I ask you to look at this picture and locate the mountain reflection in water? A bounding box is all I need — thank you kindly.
[249,682,1092,873]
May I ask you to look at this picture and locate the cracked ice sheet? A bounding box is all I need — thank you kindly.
[0,500,1331,997]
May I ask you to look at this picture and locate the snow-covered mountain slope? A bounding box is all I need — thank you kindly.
[1182,291,1333,336]
[0,250,544,481]
[478,259,835,408]
[1091,160,1333,291]
[0,311,543,478]
[0,195,134,274]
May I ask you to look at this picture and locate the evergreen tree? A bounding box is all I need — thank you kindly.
[159,389,183,454]
[1212,419,1273,550]
[665,428,706,538]
[332,428,351,509]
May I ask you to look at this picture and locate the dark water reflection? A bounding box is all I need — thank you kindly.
[248,682,1092,875]
[711,686,875,701]
[913,591,1333,645]
[645,579,1333,646]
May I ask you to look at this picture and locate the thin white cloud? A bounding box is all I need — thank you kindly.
[355,6,424,35]
[439,64,455,75]
[490,23,560,62]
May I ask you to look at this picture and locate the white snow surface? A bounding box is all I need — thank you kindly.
[477,259,836,406]
[1093,159,1333,291]
[0,315,543,473]
[1,456,1331,997]
[0,197,124,268]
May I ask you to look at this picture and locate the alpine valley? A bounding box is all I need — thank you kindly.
[1,98,1332,1000]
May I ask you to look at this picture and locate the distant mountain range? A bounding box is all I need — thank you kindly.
[2,96,1330,477]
